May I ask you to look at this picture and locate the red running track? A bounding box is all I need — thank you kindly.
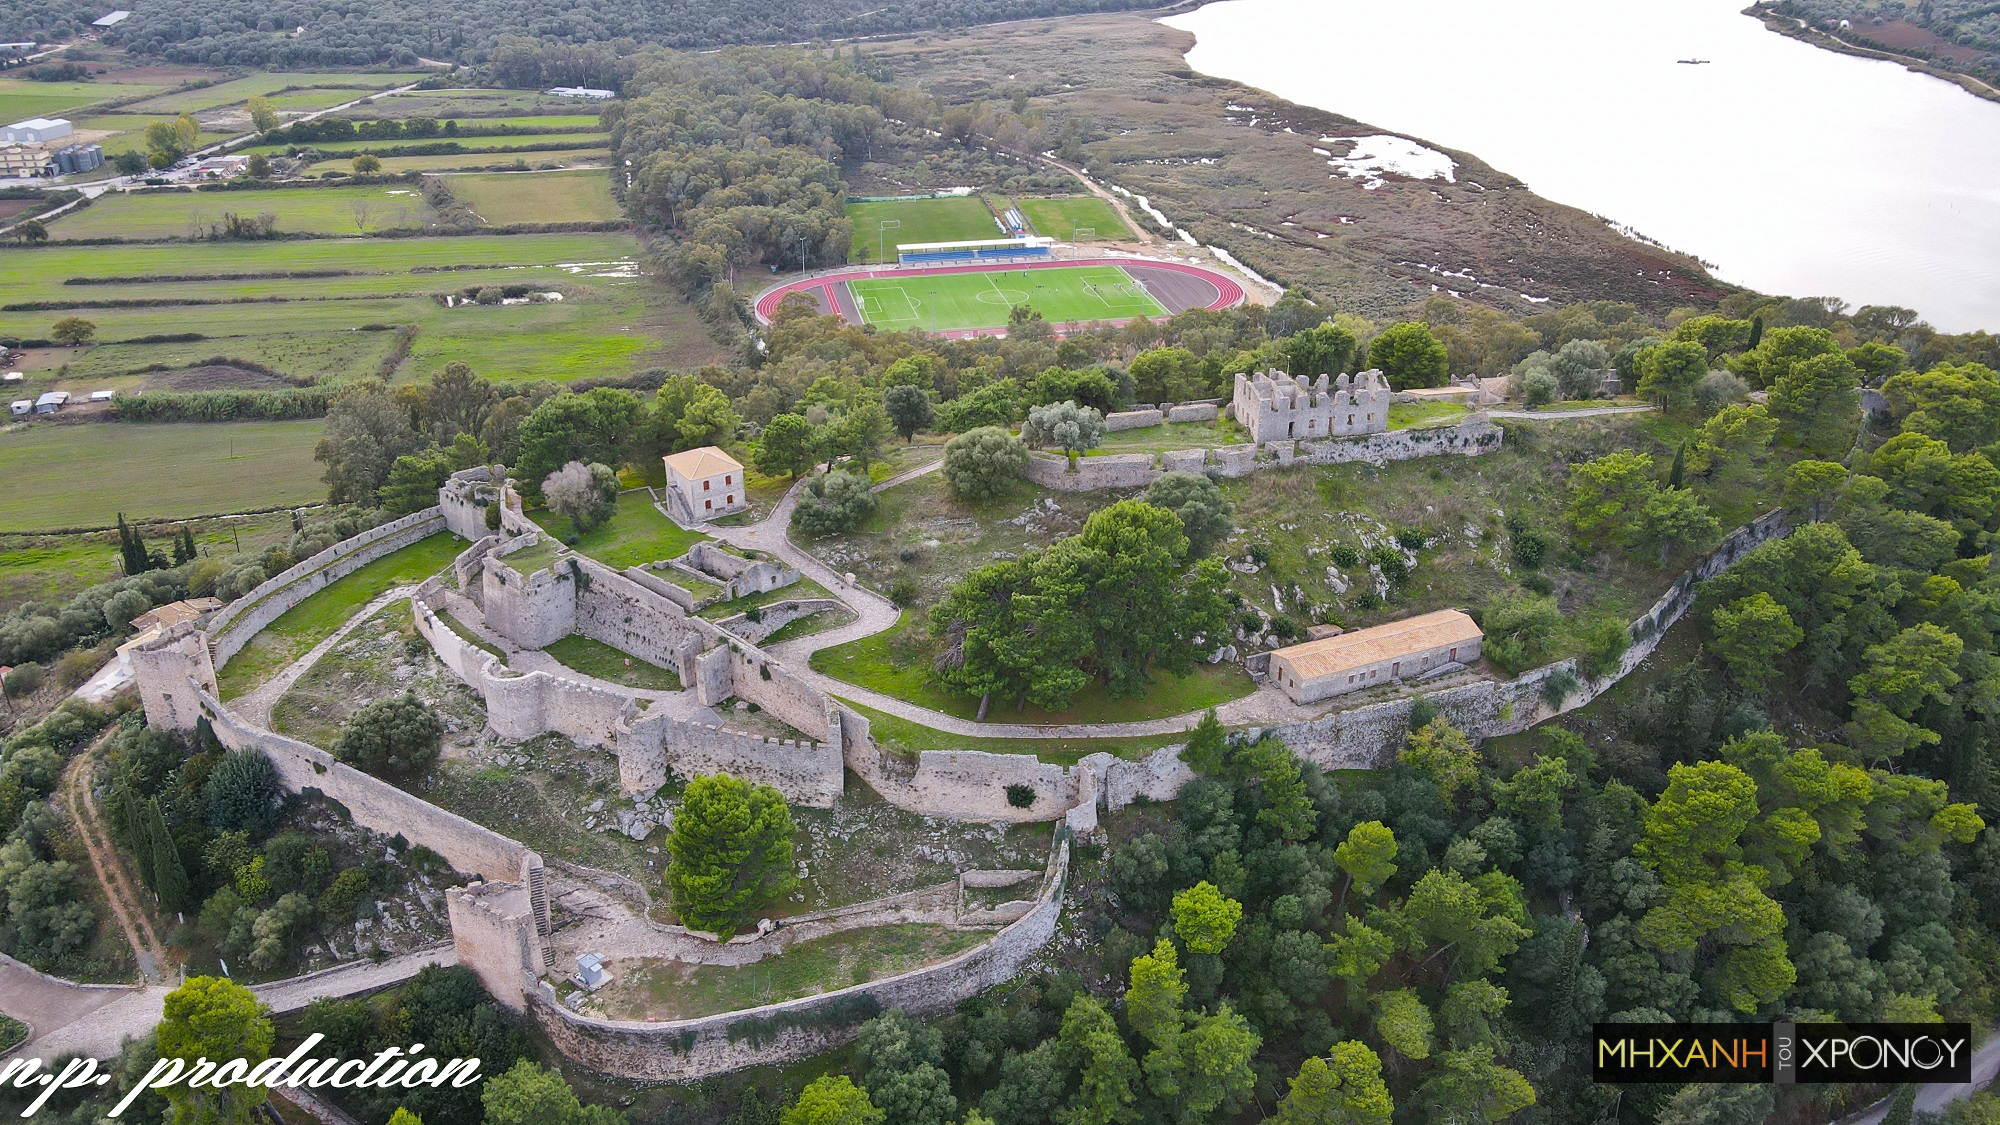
[752,257,1246,336]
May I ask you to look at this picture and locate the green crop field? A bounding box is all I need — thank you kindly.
[0,420,325,532]
[241,132,611,157]
[369,149,610,173]
[264,88,377,112]
[1017,195,1134,241]
[358,90,602,120]
[845,196,1001,263]
[0,232,725,385]
[446,169,623,225]
[423,115,604,130]
[845,264,1167,331]
[119,72,428,115]
[46,184,441,240]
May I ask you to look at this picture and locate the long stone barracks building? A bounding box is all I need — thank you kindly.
[1231,369,1393,444]
[1267,609,1483,703]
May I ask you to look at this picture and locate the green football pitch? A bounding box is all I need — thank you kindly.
[845,265,1169,331]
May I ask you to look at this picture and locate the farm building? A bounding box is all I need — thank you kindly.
[47,143,103,176]
[9,401,30,417]
[0,145,42,178]
[546,86,615,99]
[3,118,70,144]
[33,391,68,414]
[92,11,130,26]
[662,446,746,522]
[1266,609,1483,704]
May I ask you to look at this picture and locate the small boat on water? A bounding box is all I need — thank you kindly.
[1677,58,1712,64]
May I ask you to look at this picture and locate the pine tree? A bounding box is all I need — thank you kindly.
[1668,441,1686,489]
[146,798,192,912]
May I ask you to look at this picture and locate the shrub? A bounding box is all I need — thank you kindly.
[331,694,444,777]
[791,470,876,535]
[204,750,279,839]
[1005,784,1036,808]
[53,648,103,689]
[2,663,44,699]
[941,426,1028,501]
[1330,544,1361,568]
[889,576,921,607]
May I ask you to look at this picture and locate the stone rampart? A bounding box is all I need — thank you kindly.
[622,566,699,612]
[686,542,798,598]
[1023,452,1158,492]
[1299,417,1503,466]
[194,684,529,882]
[480,539,576,650]
[206,509,446,668]
[440,467,502,541]
[448,880,543,1012]
[1160,448,1206,474]
[722,647,839,745]
[573,560,708,684]
[452,536,498,594]
[623,713,842,807]
[527,836,1069,1081]
[1167,403,1218,423]
[1105,408,1164,432]
[712,599,845,646]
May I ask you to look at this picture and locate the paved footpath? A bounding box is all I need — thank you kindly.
[4,947,453,1062]
[688,470,1348,740]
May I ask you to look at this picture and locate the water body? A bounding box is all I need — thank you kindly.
[1164,0,2000,333]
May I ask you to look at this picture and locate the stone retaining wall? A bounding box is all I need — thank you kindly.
[527,836,1068,1081]
[1023,452,1158,492]
[712,599,846,646]
[1105,409,1164,432]
[206,509,446,668]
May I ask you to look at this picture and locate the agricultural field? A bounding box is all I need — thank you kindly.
[68,114,232,156]
[0,511,298,612]
[847,263,1166,331]
[44,184,442,240]
[1,232,728,385]
[353,89,609,120]
[0,82,142,123]
[1017,194,1134,241]
[116,72,429,116]
[243,131,611,157]
[445,169,622,225]
[844,195,1001,262]
[0,420,325,532]
[370,148,610,173]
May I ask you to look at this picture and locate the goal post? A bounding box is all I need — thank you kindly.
[1073,225,1096,242]
[877,218,902,268]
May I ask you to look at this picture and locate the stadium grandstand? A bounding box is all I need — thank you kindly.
[897,236,1055,265]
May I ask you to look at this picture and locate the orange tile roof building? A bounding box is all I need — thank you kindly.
[663,446,747,522]
[1266,609,1482,703]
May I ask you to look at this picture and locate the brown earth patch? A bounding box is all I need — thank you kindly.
[0,200,39,222]
[140,363,296,391]
[1853,19,1991,65]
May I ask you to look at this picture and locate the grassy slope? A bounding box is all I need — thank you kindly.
[1017,194,1134,240]
[543,634,682,691]
[217,531,462,700]
[811,610,1257,725]
[445,169,623,225]
[0,421,324,531]
[528,493,707,568]
[845,196,999,261]
[597,925,986,1021]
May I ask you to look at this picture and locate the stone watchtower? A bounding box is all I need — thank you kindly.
[1231,369,1392,444]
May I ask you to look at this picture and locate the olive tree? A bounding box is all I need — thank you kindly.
[1021,400,1105,467]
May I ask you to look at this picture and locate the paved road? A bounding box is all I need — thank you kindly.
[1837,1030,2000,1124]
[5,947,453,1062]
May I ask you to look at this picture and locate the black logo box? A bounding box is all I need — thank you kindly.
[1593,1023,1973,1084]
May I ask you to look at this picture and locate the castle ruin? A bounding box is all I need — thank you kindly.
[1231,368,1392,444]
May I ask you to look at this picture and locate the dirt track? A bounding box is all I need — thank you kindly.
[60,731,169,983]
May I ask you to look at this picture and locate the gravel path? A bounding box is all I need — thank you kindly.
[237,586,418,729]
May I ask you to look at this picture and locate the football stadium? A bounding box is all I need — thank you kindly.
[753,255,1246,337]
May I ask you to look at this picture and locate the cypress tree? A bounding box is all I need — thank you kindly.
[146,798,191,912]
[116,513,146,576]
[1668,441,1686,489]
[1747,315,1765,350]
[123,791,153,887]
[172,526,194,565]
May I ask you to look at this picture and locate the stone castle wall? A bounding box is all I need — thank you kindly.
[711,599,845,646]
[1014,418,1503,494]
[527,837,1068,1081]
[447,879,544,1013]
[573,560,708,684]
[1105,408,1164,432]
[624,712,842,806]
[206,509,446,668]
[439,467,502,541]
[195,683,530,883]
